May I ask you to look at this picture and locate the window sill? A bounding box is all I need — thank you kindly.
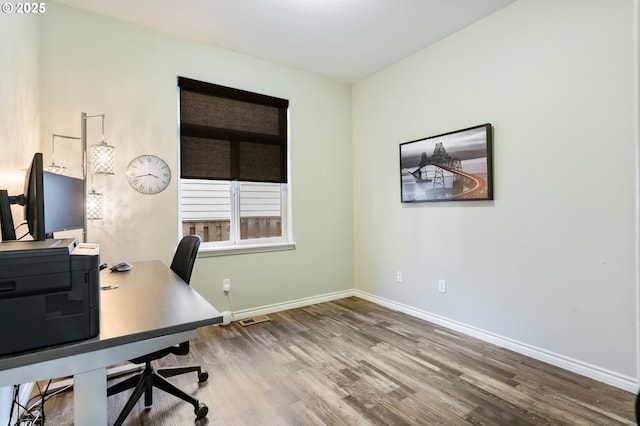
[196,241,296,257]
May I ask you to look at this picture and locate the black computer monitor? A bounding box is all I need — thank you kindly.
[23,152,46,240]
[42,171,84,236]
[0,153,85,241]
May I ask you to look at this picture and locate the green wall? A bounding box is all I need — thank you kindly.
[353,0,637,383]
[36,3,353,312]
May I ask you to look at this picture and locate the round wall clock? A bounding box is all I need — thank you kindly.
[126,154,171,195]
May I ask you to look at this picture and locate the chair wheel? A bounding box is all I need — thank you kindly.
[198,370,209,383]
[195,402,208,420]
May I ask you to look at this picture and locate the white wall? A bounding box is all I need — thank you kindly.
[0,13,40,229]
[353,0,637,385]
[37,4,353,311]
[0,11,40,425]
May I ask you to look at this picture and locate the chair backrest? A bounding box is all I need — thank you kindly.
[170,235,201,284]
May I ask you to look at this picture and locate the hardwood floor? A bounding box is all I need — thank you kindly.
[41,297,636,425]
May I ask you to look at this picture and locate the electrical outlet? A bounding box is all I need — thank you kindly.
[223,278,231,292]
[396,271,403,283]
[438,280,446,293]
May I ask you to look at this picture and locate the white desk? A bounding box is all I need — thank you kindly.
[0,261,222,426]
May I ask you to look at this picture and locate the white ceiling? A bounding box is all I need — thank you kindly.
[52,0,517,83]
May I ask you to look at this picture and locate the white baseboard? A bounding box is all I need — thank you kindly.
[354,290,638,393]
[222,289,638,393]
[227,289,355,322]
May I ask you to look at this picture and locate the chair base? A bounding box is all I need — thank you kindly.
[107,361,208,426]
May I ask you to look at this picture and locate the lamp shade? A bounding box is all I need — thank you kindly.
[90,141,116,175]
[87,189,103,220]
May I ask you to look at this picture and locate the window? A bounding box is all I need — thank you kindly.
[178,77,292,252]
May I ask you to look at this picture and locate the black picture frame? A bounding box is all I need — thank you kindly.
[399,123,493,203]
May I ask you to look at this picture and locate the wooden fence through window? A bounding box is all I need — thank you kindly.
[183,217,281,242]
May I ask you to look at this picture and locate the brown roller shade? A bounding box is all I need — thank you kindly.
[178,76,289,183]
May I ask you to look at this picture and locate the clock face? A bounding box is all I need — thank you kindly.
[126,155,171,195]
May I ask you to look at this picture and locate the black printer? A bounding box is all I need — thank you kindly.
[0,238,100,356]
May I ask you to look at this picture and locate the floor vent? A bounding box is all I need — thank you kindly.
[239,315,270,327]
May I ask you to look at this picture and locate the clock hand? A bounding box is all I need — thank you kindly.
[130,173,160,178]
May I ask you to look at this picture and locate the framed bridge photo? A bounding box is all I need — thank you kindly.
[399,123,493,203]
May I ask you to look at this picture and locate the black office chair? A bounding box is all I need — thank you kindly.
[107,235,208,426]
